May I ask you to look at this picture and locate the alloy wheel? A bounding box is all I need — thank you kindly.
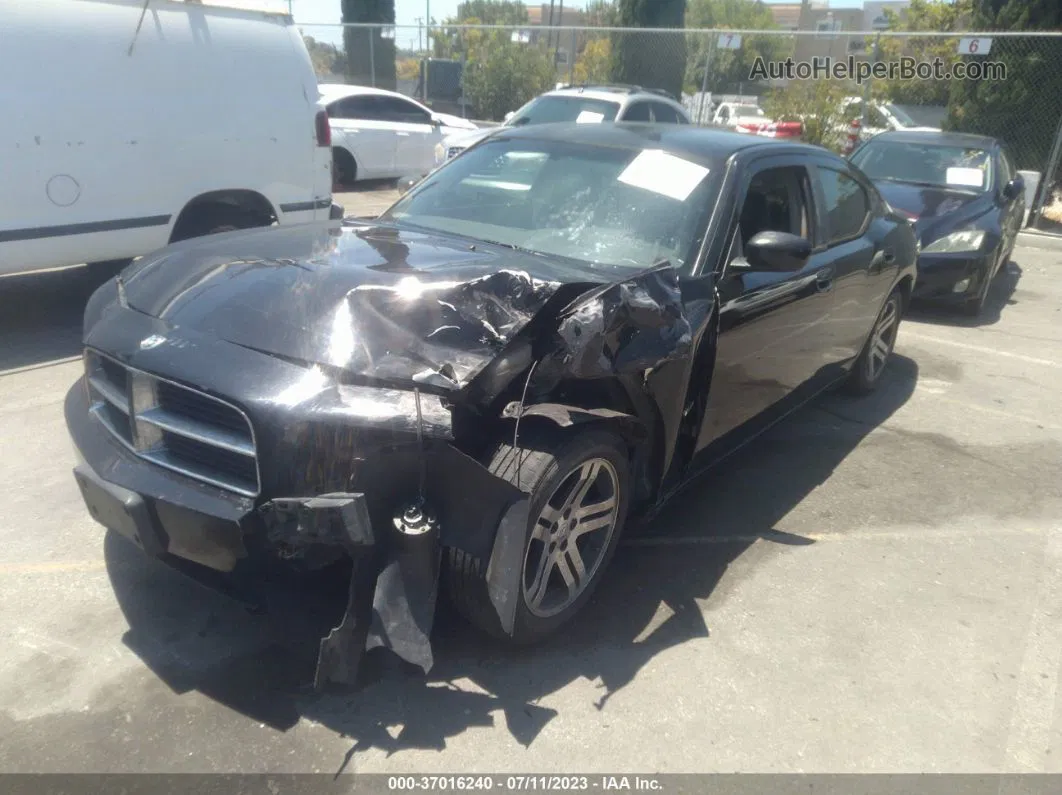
[521,457,621,619]
[866,295,899,381]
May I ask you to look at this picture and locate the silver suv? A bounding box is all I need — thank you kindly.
[434,84,691,166]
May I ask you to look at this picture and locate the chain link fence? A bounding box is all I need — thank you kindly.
[299,23,1062,227]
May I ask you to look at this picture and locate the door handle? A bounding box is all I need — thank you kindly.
[815,267,834,292]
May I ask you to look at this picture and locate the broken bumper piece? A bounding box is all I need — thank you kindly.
[261,494,450,690]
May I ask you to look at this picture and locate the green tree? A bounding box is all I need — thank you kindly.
[684,0,787,95]
[342,0,397,90]
[764,79,850,151]
[462,36,556,120]
[873,0,973,107]
[432,1,529,59]
[610,0,688,98]
[426,3,551,120]
[946,0,1062,169]
[456,0,529,24]
[574,38,612,84]
[584,0,620,27]
[303,35,344,78]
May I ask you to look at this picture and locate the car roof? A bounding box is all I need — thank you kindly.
[867,130,999,149]
[489,122,829,164]
[318,83,420,103]
[547,84,684,106]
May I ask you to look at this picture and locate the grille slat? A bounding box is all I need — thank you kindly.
[139,407,254,457]
[84,349,260,497]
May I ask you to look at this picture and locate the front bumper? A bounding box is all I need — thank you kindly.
[911,250,995,304]
[66,374,528,690]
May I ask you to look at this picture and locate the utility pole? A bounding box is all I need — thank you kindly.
[420,0,424,105]
[547,0,556,50]
[415,16,423,52]
[555,0,564,71]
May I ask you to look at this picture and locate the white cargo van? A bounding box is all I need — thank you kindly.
[0,0,338,277]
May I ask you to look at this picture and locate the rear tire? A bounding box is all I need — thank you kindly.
[446,430,631,645]
[333,148,357,189]
[170,204,258,243]
[844,288,902,395]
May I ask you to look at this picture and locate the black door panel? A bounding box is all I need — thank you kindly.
[695,159,838,453]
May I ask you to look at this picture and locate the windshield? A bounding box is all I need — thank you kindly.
[507,96,622,127]
[735,106,766,118]
[883,103,918,128]
[851,141,993,192]
[380,138,716,272]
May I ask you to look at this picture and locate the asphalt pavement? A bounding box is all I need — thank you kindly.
[1,213,1060,775]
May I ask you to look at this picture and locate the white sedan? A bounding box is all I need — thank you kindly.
[319,84,478,185]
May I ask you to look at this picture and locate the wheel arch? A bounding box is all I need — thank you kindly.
[332,145,358,184]
[169,189,277,243]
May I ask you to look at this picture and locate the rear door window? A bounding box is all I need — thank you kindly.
[622,102,652,122]
[650,102,680,123]
[329,96,379,121]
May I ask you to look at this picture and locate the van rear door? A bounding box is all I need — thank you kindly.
[284,24,334,222]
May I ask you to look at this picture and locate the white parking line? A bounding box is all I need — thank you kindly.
[903,332,1062,369]
[0,355,82,377]
[1003,523,1062,772]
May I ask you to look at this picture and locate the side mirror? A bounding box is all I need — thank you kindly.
[429,115,444,129]
[1002,176,1024,201]
[744,231,812,272]
[397,175,421,195]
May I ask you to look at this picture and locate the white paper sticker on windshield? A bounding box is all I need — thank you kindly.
[576,110,605,124]
[946,167,985,188]
[617,149,710,201]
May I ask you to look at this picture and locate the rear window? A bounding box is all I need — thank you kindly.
[508,96,621,126]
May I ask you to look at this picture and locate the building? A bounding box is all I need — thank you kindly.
[863,1,912,31]
[524,3,587,68]
[768,2,825,32]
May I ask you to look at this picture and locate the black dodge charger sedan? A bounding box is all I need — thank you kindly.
[848,130,1025,316]
[66,124,917,687]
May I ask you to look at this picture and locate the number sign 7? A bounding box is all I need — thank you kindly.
[717,33,742,50]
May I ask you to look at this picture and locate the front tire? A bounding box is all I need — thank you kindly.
[446,430,631,645]
[844,288,902,395]
[960,265,993,317]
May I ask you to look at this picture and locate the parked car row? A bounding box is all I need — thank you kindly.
[434,84,693,167]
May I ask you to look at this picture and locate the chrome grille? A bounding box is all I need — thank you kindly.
[447,146,466,160]
[84,349,260,497]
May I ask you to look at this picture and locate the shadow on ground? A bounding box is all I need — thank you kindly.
[104,356,919,765]
[906,261,1023,329]
[0,261,126,372]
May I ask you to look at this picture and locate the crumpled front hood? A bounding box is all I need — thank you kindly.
[118,221,614,391]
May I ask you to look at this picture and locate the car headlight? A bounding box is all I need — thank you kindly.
[921,229,985,254]
[434,142,446,166]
